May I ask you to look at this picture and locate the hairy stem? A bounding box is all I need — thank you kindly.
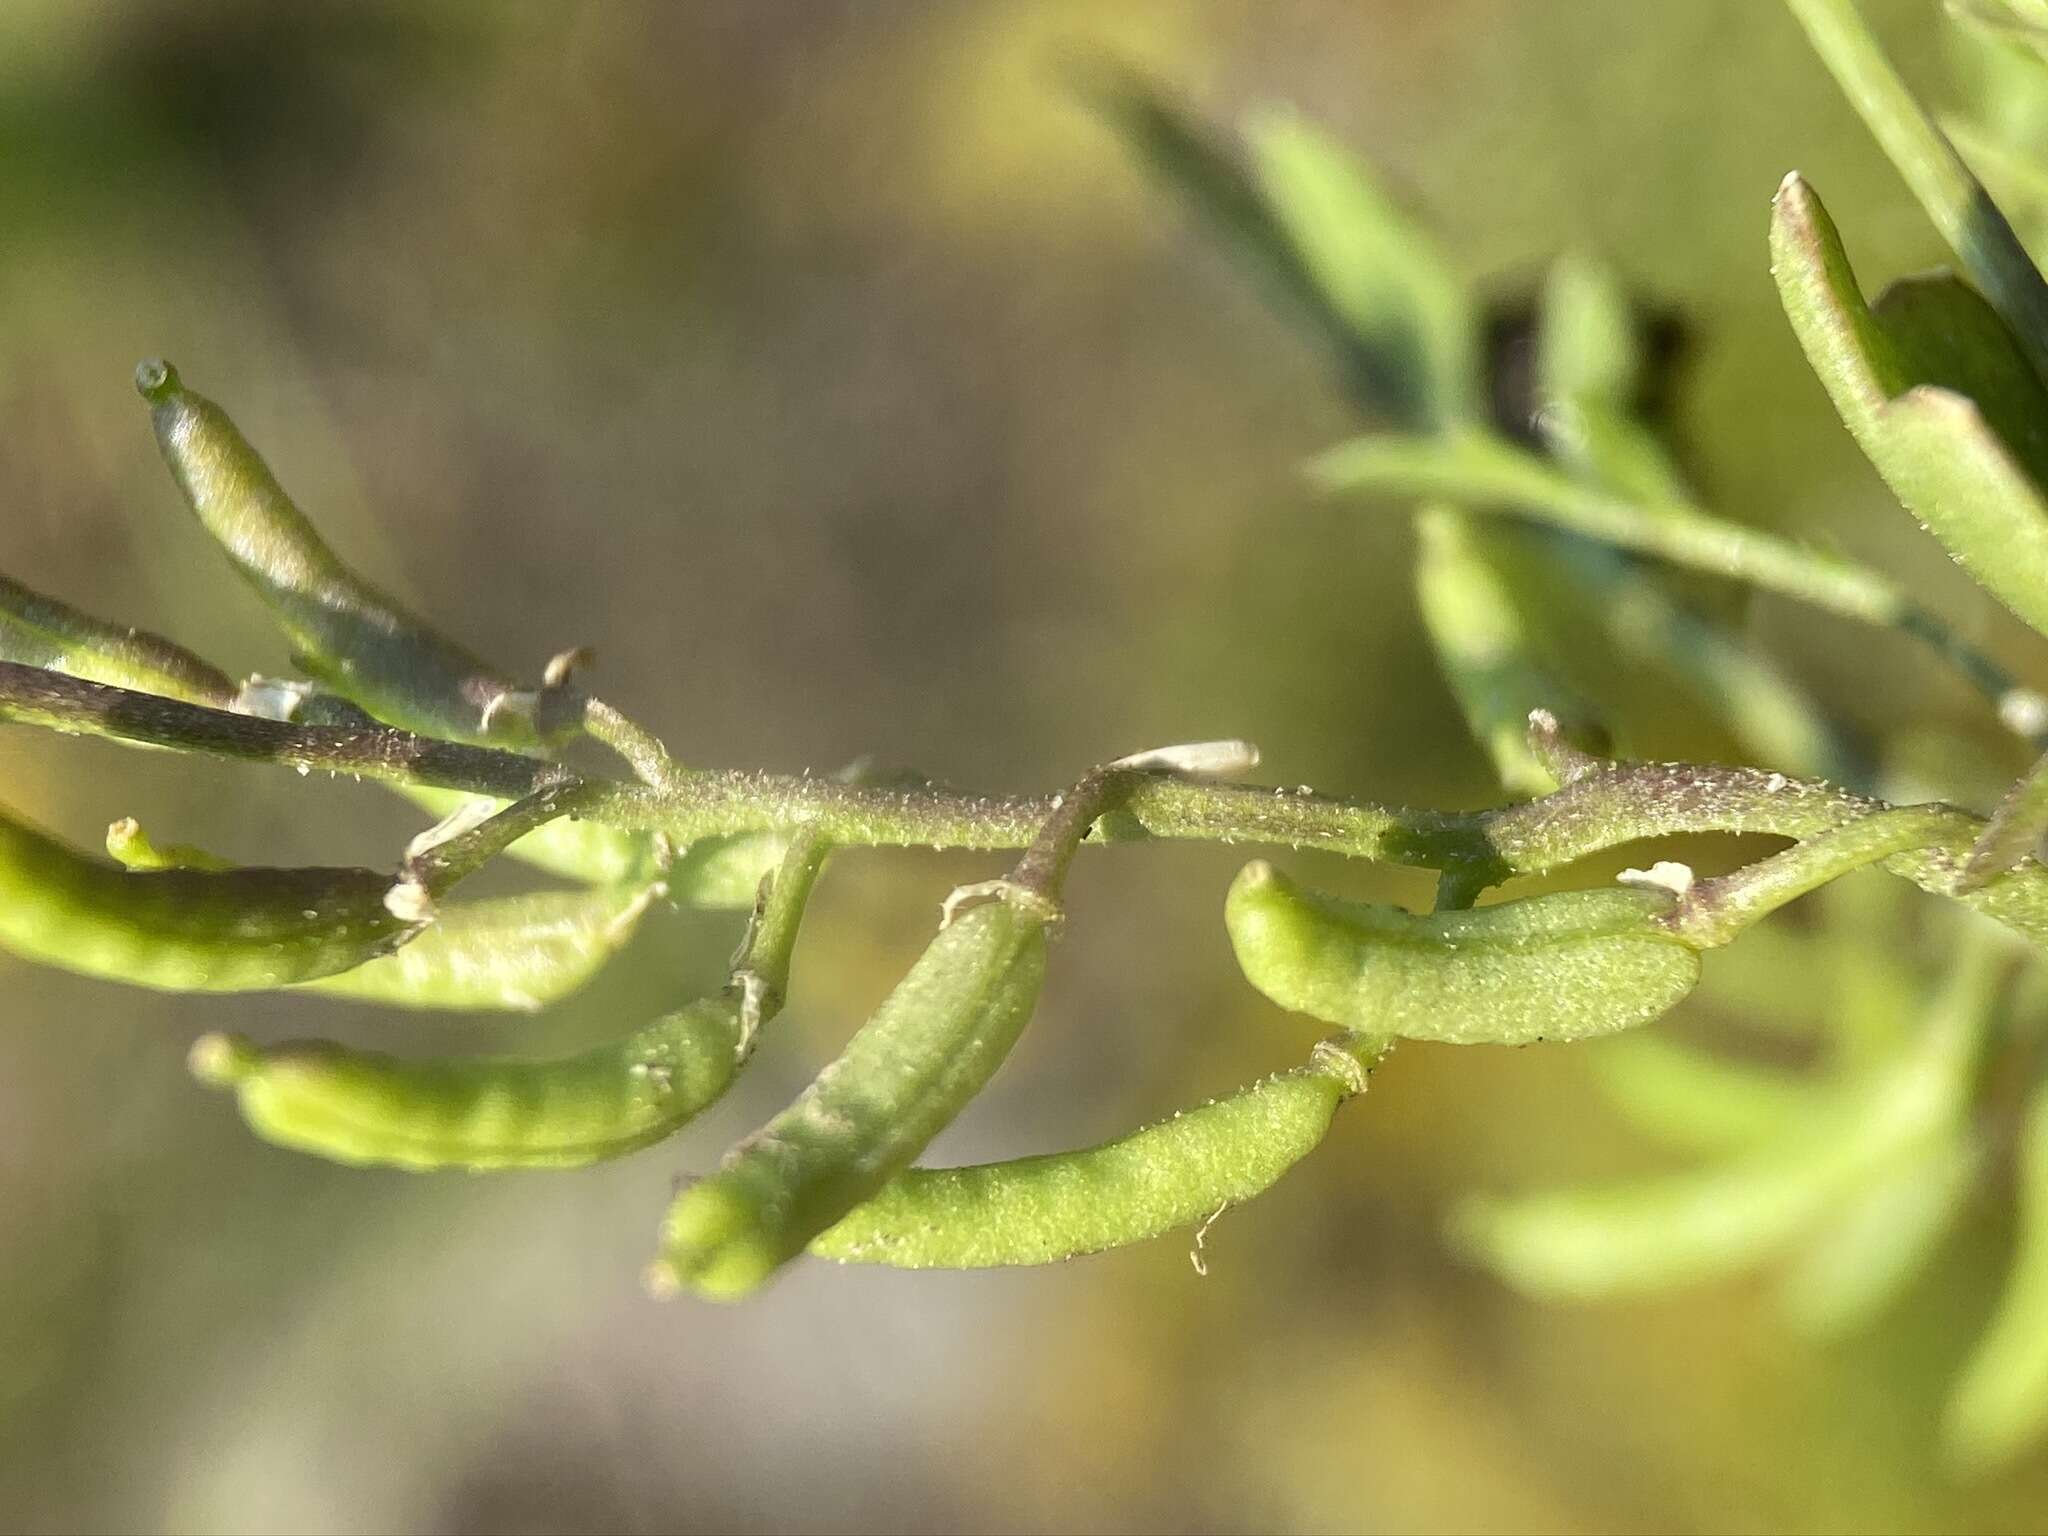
[10,661,2046,939]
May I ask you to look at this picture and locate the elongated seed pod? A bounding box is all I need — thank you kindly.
[1225,860,1699,1044]
[811,1039,1378,1269]
[0,804,413,990]
[0,571,237,708]
[302,880,664,1012]
[190,829,832,1169]
[190,997,743,1170]
[134,360,539,748]
[98,809,656,1010]
[652,891,1051,1300]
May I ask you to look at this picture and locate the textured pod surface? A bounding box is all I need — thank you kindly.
[0,805,409,990]
[303,881,662,1012]
[811,1058,1357,1269]
[654,895,1049,1300]
[1225,860,1699,1044]
[136,360,535,748]
[0,572,236,707]
[191,997,743,1171]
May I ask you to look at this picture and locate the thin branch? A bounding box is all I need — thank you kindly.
[0,662,559,799]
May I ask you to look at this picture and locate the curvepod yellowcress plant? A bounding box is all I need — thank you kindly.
[10,0,2048,1478]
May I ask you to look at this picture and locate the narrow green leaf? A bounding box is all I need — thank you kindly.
[1453,929,1999,1299]
[1412,507,1602,796]
[1876,272,2048,491]
[1080,64,1463,427]
[1945,1079,2048,1474]
[1772,174,2048,639]
[1964,748,2048,888]
[1311,427,1912,628]
[1245,109,1479,427]
[1778,1130,1983,1337]
[1786,0,2048,384]
[1586,1034,1817,1154]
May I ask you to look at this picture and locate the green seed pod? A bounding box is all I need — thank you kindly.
[0,802,413,991]
[189,997,743,1171]
[134,359,540,748]
[652,889,1052,1301]
[811,1038,1378,1269]
[102,809,655,1010]
[1225,860,1699,1044]
[190,829,831,1169]
[303,880,664,1012]
[0,571,237,708]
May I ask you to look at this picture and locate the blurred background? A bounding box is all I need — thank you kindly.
[6,1,2048,1530]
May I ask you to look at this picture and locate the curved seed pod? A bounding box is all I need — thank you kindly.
[0,571,236,708]
[190,997,743,1171]
[393,784,783,906]
[134,359,541,748]
[302,880,665,1012]
[1225,860,1699,1045]
[0,803,414,991]
[652,888,1053,1300]
[99,808,662,1011]
[191,829,833,1168]
[811,1037,1381,1269]
[1944,1080,2048,1475]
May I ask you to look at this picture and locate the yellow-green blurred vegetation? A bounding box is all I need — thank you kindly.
[7,1,2048,1530]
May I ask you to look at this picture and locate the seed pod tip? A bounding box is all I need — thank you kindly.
[133,358,179,402]
[188,1031,256,1087]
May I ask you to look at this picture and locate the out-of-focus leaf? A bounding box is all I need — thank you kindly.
[1081,63,1472,429]
[1412,507,1601,796]
[1245,109,1479,428]
[1778,1129,1984,1336]
[1945,1080,2048,1474]
[1586,1033,1816,1154]
[1310,426,1908,626]
[1529,253,1851,780]
[1772,174,2048,640]
[1963,748,2048,889]
[1453,931,2000,1299]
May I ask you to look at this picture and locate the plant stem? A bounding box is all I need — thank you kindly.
[11,658,2048,940]
[0,662,558,799]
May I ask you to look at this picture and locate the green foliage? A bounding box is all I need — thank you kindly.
[4,0,2048,1478]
